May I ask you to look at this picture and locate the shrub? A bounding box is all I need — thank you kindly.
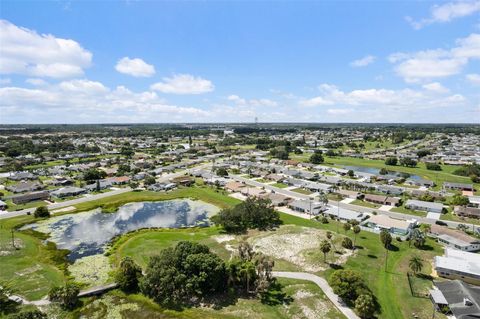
[342,237,353,249]
[34,206,50,218]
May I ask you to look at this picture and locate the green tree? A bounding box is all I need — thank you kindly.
[144,176,156,186]
[343,223,351,233]
[330,270,369,303]
[400,157,417,167]
[380,230,392,270]
[34,206,50,218]
[352,225,361,249]
[409,255,423,276]
[10,310,47,319]
[320,240,331,263]
[115,257,143,293]
[310,152,324,164]
[48,282,80,310]
[451,194,469,206]
[239,261,257,293]
[384,157,398,166]
[342,237,353,249]
[355,294,376,318]
[216,167,229,177]
[426,162,442,171]
[83,168,107,182]
[348,170,355,177]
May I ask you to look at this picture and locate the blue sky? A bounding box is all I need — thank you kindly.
[0,0,479,123]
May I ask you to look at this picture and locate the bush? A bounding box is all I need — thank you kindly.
[10,310,47,319]
[34,206,50,218]
[342,237,353,249]
[329,270,369,303]
[321,216,329,224]
[384,157,397,166]
[115,257,143,293]
[425,162,442,171]
[310,153,324,164]
[48,283,80,310]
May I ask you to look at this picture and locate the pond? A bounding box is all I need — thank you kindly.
[343,165,423,180]
[22,199,219,261]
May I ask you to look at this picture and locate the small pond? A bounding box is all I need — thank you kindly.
[343,165,423,180]
[22,199,219,261]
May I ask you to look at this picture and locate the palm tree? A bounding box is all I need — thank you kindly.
[320,240,331,263]
[326,231,336,253]
[343,222,351,234]
[380,229,392,270]
[353,225,361,249]
[409,255,423,276]
[239,261,256,293]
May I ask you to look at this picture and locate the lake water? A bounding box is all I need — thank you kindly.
[343,165,423,180]
[22,199,219,261]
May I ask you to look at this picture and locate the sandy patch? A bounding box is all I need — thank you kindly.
[52,206,76,213]
[212,234,235,243]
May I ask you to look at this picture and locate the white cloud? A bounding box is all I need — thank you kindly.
[390,33,480,82]
[422,82,450,93]
[227,94,278,107]
[25,78,48,86]
[0,20,92,78]
[406,0,480,29]
[115,57,155,77]
[327,108,354,115]
[300,83,465,111]
[350,55,376,67]
[150,74,214,94]
[0,80,210,123]
[0,78,11,85]
[466,73,480,84]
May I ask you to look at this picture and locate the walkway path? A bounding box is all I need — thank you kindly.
[273,271,360,319]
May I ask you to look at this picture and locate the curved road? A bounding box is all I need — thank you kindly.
[273,271,360,319]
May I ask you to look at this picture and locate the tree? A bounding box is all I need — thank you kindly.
[326,231,336,252]
[10,310,47,319]
[451,194,469,206]
[310,152,324,164]
[238,241,255,262]
[144,176,156,186]
[348,170,355,177]
[330,270,369,303]
[83,168,107,182]
[384,157,397,166]
[320,240,331,263]
[379,168,388,175]
[380,229,392,270]
[343,223,351,233]
[355,294,376,318]
[34,206,50,218]
[239,261,257,293]
[409,228,426,248]
[353,225,361,249]
[254,254,275,294]
[400,157,417,167]
[48,282,80,310]
[409,255,423,276]
[216,167,229,177]
[426,162,442,171]
[342,237,353,249]
[116,257,143,293]
[140,241,226,307]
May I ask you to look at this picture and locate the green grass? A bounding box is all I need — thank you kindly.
[351,199,379,208]
[291,188,313,195]
[391,205,427,218]
[271,182,288,189]
[0,215,66,300]
[254,178,269,183]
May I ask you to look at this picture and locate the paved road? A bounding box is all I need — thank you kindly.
[78,283,118,297]
[273,271,360,319]
[231,174,467,229]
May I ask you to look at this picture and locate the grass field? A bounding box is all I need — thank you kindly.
[271,182,288,188]
[351,199,379,208]
[391,205,427,217]
[291,188,313,195]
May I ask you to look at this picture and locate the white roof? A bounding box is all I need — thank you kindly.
[435,248,480,276]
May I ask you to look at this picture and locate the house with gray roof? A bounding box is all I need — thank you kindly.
[405,199,444,213]
[430,280,480,317]
[51,186,86,198]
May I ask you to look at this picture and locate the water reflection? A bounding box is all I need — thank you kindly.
[23,199,219,261]
[343,165,422,180]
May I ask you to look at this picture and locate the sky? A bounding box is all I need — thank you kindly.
[0,0,479,124]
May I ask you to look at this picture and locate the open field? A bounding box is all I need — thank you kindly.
[291,188,313,195]
[351,199,379,208]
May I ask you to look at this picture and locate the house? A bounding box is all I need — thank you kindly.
[443,182,475,192]
[364,194,401,206]
[283,178,306,188]
[107,176,131,185]
[363,214,415,236]
[303,181,332,193]
[0,200,7,211]
[8,172,37,181]
[11,191,50,205]
[454,206,480,219]
[430,280,480,317]
[405,199,444,214]
[429,224,480,252]
[50,187,86,198]
[338,189,363,199]
[288,199,326,215]
[259,192,291,206]
[264,173,284,182]
[240,187,266,197]
[410,189,444,200]
[6,181,44,193]
[324,206,367,223]
[377,185,404,196]
[405,178,435,188]
[85,179,113,191]
[225,181,245,193]
[148,183,176,191]
[170,175,194,186]
[434,249,480,285]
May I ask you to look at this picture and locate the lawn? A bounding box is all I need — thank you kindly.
[391,205,427,218]
[291,188,313,195]
[271,182,288,189]
[350,199,379,208]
